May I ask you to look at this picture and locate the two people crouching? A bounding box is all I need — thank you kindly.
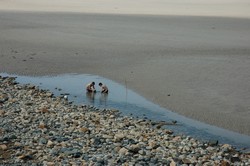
[86,82,108,93]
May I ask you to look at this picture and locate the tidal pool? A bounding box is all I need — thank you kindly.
[1,73,250,150]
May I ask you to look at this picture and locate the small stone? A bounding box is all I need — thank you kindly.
[46,162,55,166]
[182,158,191,164]
[25,102,33,106]
[47,140,54,147]
[230,155,240,163]
[41,108,49,113]
[118,147,129,155]
[0,110,5,116]
[39,122,46,129]
[79,127,90,133]
[9,135,17,140]
[114,133,125,142]
[170,160,176,166]
[221,160,230,166]
[173,136,181,141]
[18,154,33,160]
[138,150,146,155]
[72,152,82,158]
[165,130,173,134]
[208,140,218,146]
[39,138,48,144]
[128,144,140,153]
[0,144,7,150]
[102,134,113,139]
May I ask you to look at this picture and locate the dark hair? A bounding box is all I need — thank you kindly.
[92,82,95,85]
[99,82,102,86]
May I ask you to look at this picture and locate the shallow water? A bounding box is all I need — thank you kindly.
[1,73,250,150]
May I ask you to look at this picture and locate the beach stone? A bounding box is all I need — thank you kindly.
[230,155,240,163]
[182,158,192,164]
[39,138,48,144]
[118,147,129,155]
[72,151,83,158]
[47,140,54,147]
[138,150,146,155]
[91,137,102,145]
[0,110,5,116]
[50,148,59,156]
[128,144,140,153]
[208,140,218,146]
[0,144,7,150]
[170,160,176,166]
[45,162,55,166]
[114,133,125,142]
[102,134,113,139]
[221,160,230,166]
[18,154,34,160]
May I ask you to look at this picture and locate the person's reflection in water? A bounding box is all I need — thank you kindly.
[86,92,96,105]
[99,93,108,107]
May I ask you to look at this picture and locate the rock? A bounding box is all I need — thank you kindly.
[170,160,176,166]
[40,108,49,113]
[25,102,33,106]
[79,127,90,133]
[148,140,158,149]
[39,122,46,129]
[182,158,192,164]
[39,138,48,144]
[128,144,140,153]
[18,154,33,160]
[47,140,54,147]
[0,110,5,116]
[165,130,174,135]
[9,135,17,140]
[72,151,82,158]
[221,160,230,166]
[118,147,129,155]
[114,133,125,142]
[0,144,7,150]
[102,134,114,139]
[221,144,232,152]
[91,138,102,145]
[46,162,55,166]
[138,150,146,155]
[208,140,218,146]
[230,154,240,163]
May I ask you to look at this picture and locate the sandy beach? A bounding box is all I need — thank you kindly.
[0,0,250,137]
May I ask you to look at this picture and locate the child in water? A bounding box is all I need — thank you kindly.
[86,82,96,93]
[99,82,108,93]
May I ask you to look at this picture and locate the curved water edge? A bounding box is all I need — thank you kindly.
[1,73,250,150]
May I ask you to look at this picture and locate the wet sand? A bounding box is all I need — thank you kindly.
[0,1,250,136]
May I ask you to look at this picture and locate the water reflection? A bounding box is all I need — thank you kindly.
[86,92,108,106]
[1,73,250,150]
[86,92,96,104]
[99,93,108,106]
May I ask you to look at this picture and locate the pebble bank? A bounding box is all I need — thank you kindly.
[0,75,250,165]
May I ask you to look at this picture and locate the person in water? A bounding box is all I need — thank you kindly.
[99,82,108,93]
[86,82,96,93]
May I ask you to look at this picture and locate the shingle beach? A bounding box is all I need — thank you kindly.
[1,76,250,165]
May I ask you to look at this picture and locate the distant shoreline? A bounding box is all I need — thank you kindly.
[0,0,250,18]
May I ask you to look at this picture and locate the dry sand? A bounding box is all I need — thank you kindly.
[0,0,250,136]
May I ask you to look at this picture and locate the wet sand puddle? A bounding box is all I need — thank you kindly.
[1,73,250,150]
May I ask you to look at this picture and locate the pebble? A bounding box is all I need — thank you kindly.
[0,144,7,150]
[0,75,249,165]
